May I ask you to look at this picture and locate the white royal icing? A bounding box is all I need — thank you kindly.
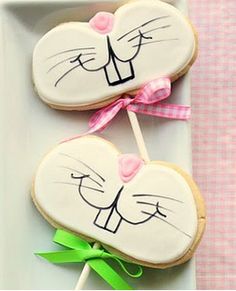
[33,0,196,109]
[33,136,199,265]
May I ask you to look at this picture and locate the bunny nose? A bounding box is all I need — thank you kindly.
[89,12,115,34]
[118,154,144,183]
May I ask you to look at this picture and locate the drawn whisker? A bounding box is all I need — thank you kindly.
[47,47,96,59]
[47,53,96,73]
[117,16,170,41]
[128,25,171,42]
[59,153,105,182]
[135,201,168,217]
[142,211,192,239]
[57,166,103,187]
[132,38,179,48]
[133,194,183,203]
[137,201,175,214]
[54,58,95,87]
[53,181,104,193]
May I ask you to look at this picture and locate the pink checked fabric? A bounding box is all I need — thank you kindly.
[89,78,191,129]
[63,78,191,142]
[88,77,191,134]
[189,1,236,289]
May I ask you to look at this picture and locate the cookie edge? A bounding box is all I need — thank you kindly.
[31,135,206,269]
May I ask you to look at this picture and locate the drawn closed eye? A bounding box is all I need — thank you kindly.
[127,24,171,42]
[45,48,98,87]
[117,16,171,41]
[131,193,182,220]
[46,52,97,73]
[70,172,104,193]
[51,153,125,210]
[54,152,105,195]
[53,152,106,194]
[116,198,167,225]
[128,193,192,239]
[59,152,105,182]
[136,201,169,218]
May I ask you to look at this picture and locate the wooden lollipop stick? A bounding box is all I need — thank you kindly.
[127,111,150,163]
[75,242,100,290]
[75,111,149,290]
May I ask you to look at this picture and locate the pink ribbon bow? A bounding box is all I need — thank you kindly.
[63,78,191,142]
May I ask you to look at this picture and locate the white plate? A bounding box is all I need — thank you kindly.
[0,0,196,289]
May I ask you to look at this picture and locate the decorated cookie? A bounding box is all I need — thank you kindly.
[32,136,205,268]
[32,0,197,110]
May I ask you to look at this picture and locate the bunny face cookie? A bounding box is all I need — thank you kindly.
[32,136,205,268]
[32,0,197,110]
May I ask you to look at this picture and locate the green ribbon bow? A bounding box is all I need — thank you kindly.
[36,229,143,290]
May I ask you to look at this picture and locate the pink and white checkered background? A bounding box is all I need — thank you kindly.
[189,1,236,289]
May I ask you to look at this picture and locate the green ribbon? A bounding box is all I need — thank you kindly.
[36,229,143,290]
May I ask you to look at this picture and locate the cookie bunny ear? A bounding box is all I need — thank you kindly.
[32,0,197,110]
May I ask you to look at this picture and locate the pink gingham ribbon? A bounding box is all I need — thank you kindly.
[89,77,190,130]
[63,78,190,142]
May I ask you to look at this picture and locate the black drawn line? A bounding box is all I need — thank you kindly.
[54,58,95,87]
[47,47,96,59]
[108,34,144,63]
[78,32,144,71]
[132,38,179,48]
[69,53,107,72]
[71,173,90,179]
[137,30,153,42]
[70,53,96,64]
[117,16,170,41]
[51,29,167,88]
[103,192,121,230]
[59,153,105,182]
[107,37,121,80]
[58,166,103,187]
[142,211,192,239]
[151,201,167,218]
[136,201,167,218]
[77,34,144,86]
[53,181,104,193]
[133,194,184,203]
[115,199,158,226]
[128,25,171,42]
[137,201,174,216]
[47,53,96,73]
[115,207,158,226]
[80,182,123,212]
[94,209,123,234]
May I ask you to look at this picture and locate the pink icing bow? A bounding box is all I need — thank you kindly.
[63,78,191,142]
